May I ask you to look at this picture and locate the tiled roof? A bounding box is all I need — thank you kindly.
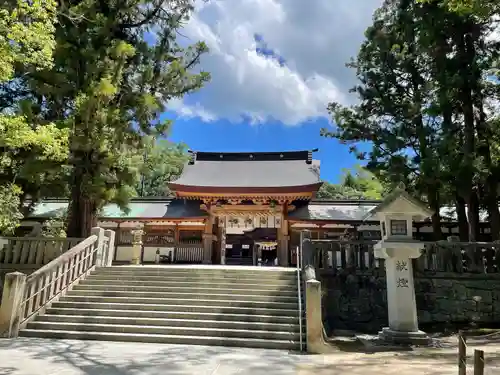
[26,198,491,222]
[289,200,378,221]
[28,199,207,219]
[170,150,321,188]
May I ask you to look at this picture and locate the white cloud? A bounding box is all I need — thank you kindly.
[171,0,382,125]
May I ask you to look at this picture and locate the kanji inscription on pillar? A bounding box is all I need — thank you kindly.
[396,278,409,288]
[396,260,408,272]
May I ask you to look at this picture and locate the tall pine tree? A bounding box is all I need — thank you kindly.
[27,0,210,237]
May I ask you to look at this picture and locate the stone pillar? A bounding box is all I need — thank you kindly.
[91,227,105,267]
[130,229,144,265]
[0,272,27,338]
[375,244,429,344]
[363,186,433,344]
[104,229,116,267]
[305,279,324,353]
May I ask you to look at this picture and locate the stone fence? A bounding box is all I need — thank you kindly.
[0,237,85,266]
[311,240,500,274]
[0,236,85,301]
[312,240,500,333]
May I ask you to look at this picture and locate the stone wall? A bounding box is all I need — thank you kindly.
[319,270,500,333]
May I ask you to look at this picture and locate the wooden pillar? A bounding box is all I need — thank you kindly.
[277,205,289,267]
[202,214,214,264]
[219,226,226,265]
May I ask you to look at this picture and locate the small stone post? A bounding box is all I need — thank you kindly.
[91,227,105,267]
[368,186,433,344]
[131,229,144,265]
[0,272,27,338]
[305,279,325,353]
[103,229,116,267]
[301,230,333,353]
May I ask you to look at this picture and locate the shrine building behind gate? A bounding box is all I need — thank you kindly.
[24,149,492,266]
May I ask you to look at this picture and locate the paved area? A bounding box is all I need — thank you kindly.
[0,336,500,375]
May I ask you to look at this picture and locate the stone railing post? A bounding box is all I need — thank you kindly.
[305,278,325,353]
[0,272,27,338]
[300,230,333,354]
[104,229,116,267]
[91,227,105,267]
[130,229,144,265]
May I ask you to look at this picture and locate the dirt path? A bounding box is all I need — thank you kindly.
[297,335,500,375]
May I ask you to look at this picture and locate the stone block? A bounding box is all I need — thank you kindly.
[0,272,27,338]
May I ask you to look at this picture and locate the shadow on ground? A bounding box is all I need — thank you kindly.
[0,338,310,375]
[2,336,500,375]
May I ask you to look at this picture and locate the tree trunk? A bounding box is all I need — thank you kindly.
[66,169,97,238]
[428,187,443,240]
[467,190,480,242]
[485,177,500,240]
[455,24,477,242]
[474,70,499,240]
[455,194,469,241]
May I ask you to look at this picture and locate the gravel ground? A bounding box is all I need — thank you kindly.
[0,336,499,375]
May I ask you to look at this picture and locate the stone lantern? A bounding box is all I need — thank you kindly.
[364,184,433,344]
[130,228,144,265]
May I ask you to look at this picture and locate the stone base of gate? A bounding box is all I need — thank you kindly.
[378,327,430,345]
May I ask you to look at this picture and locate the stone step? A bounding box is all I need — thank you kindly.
[88,274,297,285]
[25,321,301,341]
[50,301,298,316]
[45,307,301,324]
[94,268,297,277]
[59,295,299,309]
[82,278,295,290]
[93,266,296,273]
[72,283,300,297]
[67,289,298,303]
[19,330,299,351]
[36,314,300,332]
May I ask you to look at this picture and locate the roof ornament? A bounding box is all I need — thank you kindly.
[188,151,197,165]
[397,181,406,191]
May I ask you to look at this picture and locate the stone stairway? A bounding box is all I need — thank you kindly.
[20,266,303,351]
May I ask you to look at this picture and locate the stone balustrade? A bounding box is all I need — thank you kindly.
[0,237,84,266]
[0,227,114,338]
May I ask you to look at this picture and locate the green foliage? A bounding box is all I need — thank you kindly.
[0,184,23,235]
[418,0,499,17]
[0,0,61,235]
[323,0,500,240]
[0,0,56,82]
[317,166,385,200]
[41,210,67,238]
[23,0,211,236]
[137,137,189,197]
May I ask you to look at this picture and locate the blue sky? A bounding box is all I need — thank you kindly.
[168,116,358,183]
[165,0,383,183]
